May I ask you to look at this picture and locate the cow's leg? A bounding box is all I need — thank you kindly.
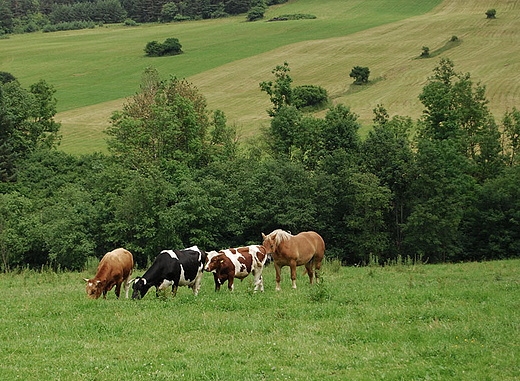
[213,273,221,291]
[253,268,264,292]
[103,289,107,299]
[192,274,202,296]
[274,262,282,291]
[123,277,131,299]
[228,275,235,292]
[305,260,314,284]
[290,260,297,289]
[115,282,122,299]
[171,284,178,298]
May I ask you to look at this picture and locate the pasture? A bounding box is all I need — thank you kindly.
[1,259,519,380]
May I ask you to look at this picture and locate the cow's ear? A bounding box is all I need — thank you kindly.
[261,233,266,239]
[83,278,89,282]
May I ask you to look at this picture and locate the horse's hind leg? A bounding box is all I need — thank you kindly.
[314,256,323,284]
[305,260,314,284]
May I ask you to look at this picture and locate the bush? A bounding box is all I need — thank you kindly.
[486,9,496,19]
[292,85,329,109]
[144,38,182,57]
[350,66,370,84]
[124,18,138,26]
[42,21,96,33]
[173,14,191,22]
[421,46,430,57]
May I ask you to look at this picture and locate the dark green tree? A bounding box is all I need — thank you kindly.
[419,58,503,181]
[0,80,60,182]
[403,139,476,262]
[349,66,370,84]
[363,105,414,258]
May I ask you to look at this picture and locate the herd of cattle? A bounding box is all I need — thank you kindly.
[83,230,326,299]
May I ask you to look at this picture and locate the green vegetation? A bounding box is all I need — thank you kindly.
[350,66,370,84]
[486,8,497,19]
[3,59,519,271]
[144,37,183,57]
[268,13,317,21]
[1,259,519,380]
[292,84,329,110]
[417,36,462,59]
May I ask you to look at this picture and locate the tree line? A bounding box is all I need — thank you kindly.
[0,0,288,34]
[1,58,519,272]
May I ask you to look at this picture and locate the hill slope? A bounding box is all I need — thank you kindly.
[4,0,518,153]
[190,0,520,136]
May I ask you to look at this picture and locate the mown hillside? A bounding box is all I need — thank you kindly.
[56,0,520,153]
[1,0,446,153]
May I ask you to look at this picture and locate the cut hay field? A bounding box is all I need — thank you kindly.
[1,259,519,380]
[2,0,520,154]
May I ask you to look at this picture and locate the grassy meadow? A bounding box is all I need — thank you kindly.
[1,259,519,380]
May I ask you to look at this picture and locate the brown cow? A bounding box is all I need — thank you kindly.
[83,248,134,299]
[204,245,268,292]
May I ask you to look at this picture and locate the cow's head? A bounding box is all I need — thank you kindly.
[205,252,225,273]
[83,278,103,299]
[204,251,220,272]
[130,277,151,300]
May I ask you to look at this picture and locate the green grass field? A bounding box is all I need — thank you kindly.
[1,259,519,380]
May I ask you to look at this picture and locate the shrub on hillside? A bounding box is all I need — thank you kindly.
[292,85,329,109]
[421,46,430,57]
[124,18,138,26]
[350,66,370,84]
[42,21,96,32]
[486,9,496,19]
[144,38,183,57]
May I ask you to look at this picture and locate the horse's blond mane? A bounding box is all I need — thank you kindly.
[268,229,293,246]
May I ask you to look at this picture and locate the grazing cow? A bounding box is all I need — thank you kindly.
[131,246,207,299]
[83,248,134,299]
[204,245,268,292]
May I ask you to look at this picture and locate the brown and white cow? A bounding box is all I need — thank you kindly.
[83,248,134,299]
[204,245,267,292]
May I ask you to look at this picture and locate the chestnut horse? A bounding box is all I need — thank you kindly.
[262,229,325,291]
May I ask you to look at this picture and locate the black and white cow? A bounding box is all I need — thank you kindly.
[131,246,207,299]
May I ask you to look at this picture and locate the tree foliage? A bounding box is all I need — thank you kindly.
[350,66,370,84]
[1,59,520,271]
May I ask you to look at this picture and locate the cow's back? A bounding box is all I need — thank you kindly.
[97,248,133,279]
[176,247,206,285]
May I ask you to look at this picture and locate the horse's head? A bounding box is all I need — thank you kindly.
[262,232,277,255]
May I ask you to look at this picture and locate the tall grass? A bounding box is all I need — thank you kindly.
[1,259,519,380]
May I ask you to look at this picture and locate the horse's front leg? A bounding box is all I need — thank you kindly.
[290,260,297,289]
[274,262,282,291]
